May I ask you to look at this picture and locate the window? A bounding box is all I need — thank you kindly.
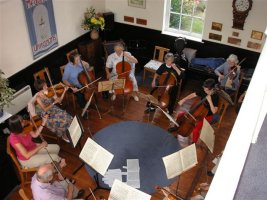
[163,0,207,42]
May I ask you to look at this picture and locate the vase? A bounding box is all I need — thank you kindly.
[90,29,99,40]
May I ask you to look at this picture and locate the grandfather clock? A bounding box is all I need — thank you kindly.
[232,0,253,30]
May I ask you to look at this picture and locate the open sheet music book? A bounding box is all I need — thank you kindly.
[162,144,198,179]
[67,116,82,148]
[108,179,151,200]
[79,138,114,176]
[200,118,215,153]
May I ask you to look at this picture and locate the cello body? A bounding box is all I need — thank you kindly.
[152,72,177,108]
[78,67,96,101]
[176,98,208,137]
[114,56,133,95]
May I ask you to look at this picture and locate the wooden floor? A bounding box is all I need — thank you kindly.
[7,78,237,200]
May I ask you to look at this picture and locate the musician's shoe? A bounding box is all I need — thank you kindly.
[76,189,85,199]
[111,94,116,101]
[168,126,178,132]
[144,107,155,113]
[133,95,139,101]
[62,136,70,143]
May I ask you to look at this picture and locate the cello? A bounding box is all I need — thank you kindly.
[114,51,133,95]
[77,58,96,101]
[155,71,177,108]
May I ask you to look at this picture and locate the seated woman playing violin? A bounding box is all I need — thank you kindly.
[105,42,139,101]
[62,52,91,107]
[34,79,73,143]
[214,54,241,95]
[8,115,66,168]
[146,52,183,115]
[169,79,219,143]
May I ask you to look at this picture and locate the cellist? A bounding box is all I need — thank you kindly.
[105,42,139,101]
[146,53,183,115]
[169,79,219,143]
[62,52,91,107]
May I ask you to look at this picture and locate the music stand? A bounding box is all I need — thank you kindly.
[81,89,102,120]
[137,92,160,123]
[98,79,125,115]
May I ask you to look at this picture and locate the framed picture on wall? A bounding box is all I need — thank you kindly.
[128,0,146,9]
[251,30,263,40]
[211,22,223,31]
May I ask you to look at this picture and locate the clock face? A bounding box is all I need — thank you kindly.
[235,0,250,12]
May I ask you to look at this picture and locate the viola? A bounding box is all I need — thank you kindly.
[151,70,177,109]
[114,52,133,95]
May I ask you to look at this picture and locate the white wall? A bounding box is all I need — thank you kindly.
[0,0,105,78]
[105,0,164,31]
[105,0,267,52]
[204,0,267,52]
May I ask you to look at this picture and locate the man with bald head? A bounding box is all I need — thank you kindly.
[31,163,82,200]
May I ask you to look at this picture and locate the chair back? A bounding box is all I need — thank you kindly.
[153,46,170,62]
[19,188,30,200]
[66,49,79,62]
[103,40,124,60]
[33,68,50,82]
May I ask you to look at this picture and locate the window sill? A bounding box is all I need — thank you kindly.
[162,30,204,43]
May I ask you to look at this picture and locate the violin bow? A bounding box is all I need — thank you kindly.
[76,77,102,92]
[110,69,132,79]
[30,114,70,184]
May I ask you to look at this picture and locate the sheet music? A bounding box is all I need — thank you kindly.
[180,143,198,172]
[162,144,198,179]
[102,169,122,187]
[67,116,82,148]
[200,118,215,153]
[162,151,183,179]
[79,138,114,176]
[144,59,163,70]
[108,180,151,200]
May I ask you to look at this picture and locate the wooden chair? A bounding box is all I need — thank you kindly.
[66,49,79,62]
[33,68,51,82]
[19,188,31,200]
[213,95,230,128]
[6,136,37,190]
[143,46,170,82]
[231,71,245,105]
[60,65,77,110]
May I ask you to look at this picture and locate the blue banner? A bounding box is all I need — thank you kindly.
[22,0,58,59]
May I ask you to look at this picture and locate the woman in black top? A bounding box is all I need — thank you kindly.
[146,53,183,115]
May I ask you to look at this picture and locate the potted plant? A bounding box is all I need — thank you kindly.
[81,7,105,40]
[0,70,15,117]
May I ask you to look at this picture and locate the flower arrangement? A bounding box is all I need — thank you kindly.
[81,7,105,31]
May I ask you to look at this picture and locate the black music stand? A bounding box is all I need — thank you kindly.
[98,79,126,115]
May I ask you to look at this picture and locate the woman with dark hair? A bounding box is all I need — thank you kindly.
[34,79,72,143]
[8,115,65,168]
[169,79,219,143]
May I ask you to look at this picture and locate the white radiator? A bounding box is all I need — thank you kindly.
[3,85,33,115]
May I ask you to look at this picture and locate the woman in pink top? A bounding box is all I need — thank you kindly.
[8,115,66,168]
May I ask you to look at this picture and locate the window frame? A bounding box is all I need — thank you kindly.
[162,0,207,42]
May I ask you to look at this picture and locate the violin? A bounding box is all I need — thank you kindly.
[114,51,133,95]
[23,115,43,133]
[45,82,66,98]
[155,186,181,200]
